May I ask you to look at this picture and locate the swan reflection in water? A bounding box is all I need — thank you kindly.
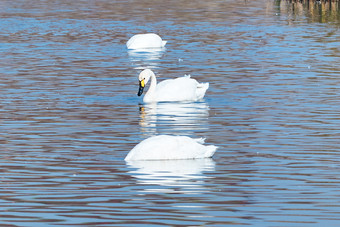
[127,48,165,70]
[139,101,209,136]
[126,158,215,193]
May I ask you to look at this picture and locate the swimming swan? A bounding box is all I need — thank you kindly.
[124,135,217,161]
[137,69,209,103]
[127,33,167,49]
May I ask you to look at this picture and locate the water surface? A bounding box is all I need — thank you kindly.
[2,0,340,226]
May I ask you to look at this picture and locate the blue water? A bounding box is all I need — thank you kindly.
[1,0,340,226]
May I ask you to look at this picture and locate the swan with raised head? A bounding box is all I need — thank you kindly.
[124,135,217,161]
[137,69,209,103]
[127,33,167,49]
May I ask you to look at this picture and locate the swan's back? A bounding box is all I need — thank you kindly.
[154,76,209,102]
[127,33,166,49]
[125,135,217,161]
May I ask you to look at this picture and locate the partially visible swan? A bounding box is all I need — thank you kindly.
[127,33,167,49]
[137,69,209,103]
[125,135,217,161]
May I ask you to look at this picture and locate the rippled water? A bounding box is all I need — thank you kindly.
[2,0,340,226]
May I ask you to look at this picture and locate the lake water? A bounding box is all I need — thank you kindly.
[2,0,340,226]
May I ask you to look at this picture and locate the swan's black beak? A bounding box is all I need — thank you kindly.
[138,79,145,96]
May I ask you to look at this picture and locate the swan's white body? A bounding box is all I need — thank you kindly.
[127,33,167,49]
[124,135,217,161]
[137,69,209,103]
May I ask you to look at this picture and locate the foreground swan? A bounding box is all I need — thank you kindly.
[137,69,209,103]
[125,135,217,161]
[127,33,167,49]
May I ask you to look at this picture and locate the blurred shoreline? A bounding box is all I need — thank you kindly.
[275,0,340,23]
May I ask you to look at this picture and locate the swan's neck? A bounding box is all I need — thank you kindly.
[144,73,157,102]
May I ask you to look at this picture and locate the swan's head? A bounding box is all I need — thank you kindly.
[138,69,154,96]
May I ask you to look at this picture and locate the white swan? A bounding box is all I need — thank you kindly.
[127,33,167,49]
[137,69,209,103]
[125,135,217,161]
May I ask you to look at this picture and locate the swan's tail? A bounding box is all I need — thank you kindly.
[204,145,218,158]
[196,82,209,100]
[194,137,206,144]
[162,41,167,47]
